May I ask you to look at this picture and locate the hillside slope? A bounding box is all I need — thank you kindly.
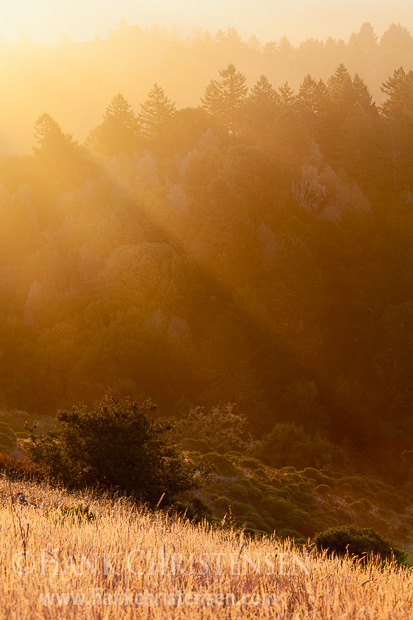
[0,477,412,618]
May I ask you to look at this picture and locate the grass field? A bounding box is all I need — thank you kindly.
[1,476,412,619]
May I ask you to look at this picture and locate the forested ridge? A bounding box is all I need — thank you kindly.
[2,20,413,154]
[1,22,413,486]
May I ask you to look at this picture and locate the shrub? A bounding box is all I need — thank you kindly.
[59,504,96,524]
[215,496,232,511]
[229,482,249,502]
[200,453,238,476]
[174,497,212,522]
[350,499,371,512]
[314,525,407,566]
[172,404,255,454]
[0,453,42,481]
[315,484,331,495]
[247,484,264,502]
[289,509,314,536]
[267,499,292,521]
[242,511,269,532]
[302,468,319,478]
[257,423,344,470]
[25,396,207,506]
[238,458,263,470]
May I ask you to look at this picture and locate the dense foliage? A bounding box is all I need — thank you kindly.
[314,525,408,566]
[0,27,413,488]
[25,396,204,505]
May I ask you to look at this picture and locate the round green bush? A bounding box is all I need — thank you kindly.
[201,453,239,476]
[215,496,232,511]
[350,500,367,511]
[242,511,269,532]
[289,509,313,535]
[238,457,263,470]
[302,467,319,478]
[231,501,254,517]
[268,499,292,521]
[315,484,331,495]
[247,484,264,502]
[229,482,249,501]
[314,525,407,566]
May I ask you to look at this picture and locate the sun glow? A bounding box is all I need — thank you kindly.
[0,0,412,45]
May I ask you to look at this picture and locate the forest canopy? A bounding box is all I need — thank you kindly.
[0,22,413,485]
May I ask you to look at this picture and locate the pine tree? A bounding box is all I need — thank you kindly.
[202,64,248,134]
[201,79,222,118]
[348,22,378,53]
[278,36,294,55]
[327,64,354,109]
[297,75,329,115]
[296,75,330,141]
[352,74,376,112]
[381,68,413,192]
[34,113,77,156]
[337,101,381,188]
[86,93,140,156]
[33,113,88,195]
[381,67,413,120]
[249,75,280,107]
[380,23,413,53]
[139,84,176,138]
[278,81,295,107]
[322,65,377,164]
[245,75,280,136]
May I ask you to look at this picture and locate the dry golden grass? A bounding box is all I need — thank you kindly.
[0,475,412,619]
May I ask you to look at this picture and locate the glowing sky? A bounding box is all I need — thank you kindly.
[0,0,412,44]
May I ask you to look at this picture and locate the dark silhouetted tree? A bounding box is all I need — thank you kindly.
[26,396,205,505]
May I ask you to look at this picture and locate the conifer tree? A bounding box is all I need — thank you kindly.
[348,22,378,52]
[245,75,280,136]
[380,23,413,52]
[381,68,413,191]
[296,75,330,141]
[139,84,176,138]
[86,93,140,156]
[34,113,77,156]
[381,67,413,120]
[249,75,280,107]
[202,64,248,134]
[327,64,354,109]
[33,113,85,193]
[297,75,329,116]
[352,74,376,113]
[278,81,295,107]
